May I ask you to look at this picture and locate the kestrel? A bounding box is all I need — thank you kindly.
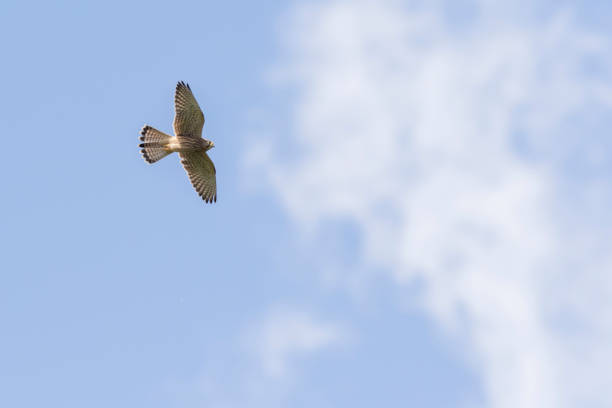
[139,81,217,203]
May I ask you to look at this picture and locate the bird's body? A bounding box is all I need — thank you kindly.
[139,81,217,203]
[165,136,208,152]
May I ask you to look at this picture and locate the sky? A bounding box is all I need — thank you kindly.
[1,1,611,407]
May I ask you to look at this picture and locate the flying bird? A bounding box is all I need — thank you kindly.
[139,81,217,203]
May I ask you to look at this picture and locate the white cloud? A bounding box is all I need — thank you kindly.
[251,308,347,378]
[181,308,347,408]
[251,1,612,407]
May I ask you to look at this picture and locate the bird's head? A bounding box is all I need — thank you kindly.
[206,140,215,151]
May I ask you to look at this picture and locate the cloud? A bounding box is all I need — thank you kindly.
[251,308,347,378]
[179,308,347,408]
[251,1,612,407]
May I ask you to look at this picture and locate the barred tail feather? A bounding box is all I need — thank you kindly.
[139,125,172,163]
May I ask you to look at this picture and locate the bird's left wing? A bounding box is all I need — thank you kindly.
[173,81,205,137]
[179,151,217,203]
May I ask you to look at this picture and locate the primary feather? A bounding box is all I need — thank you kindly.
[173,81,205,137]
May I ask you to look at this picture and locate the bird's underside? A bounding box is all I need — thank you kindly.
[139,81,217,203]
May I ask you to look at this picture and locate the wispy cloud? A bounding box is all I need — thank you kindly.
[181,308,347,408]
[251,1,612,407]
[251,308,347,378]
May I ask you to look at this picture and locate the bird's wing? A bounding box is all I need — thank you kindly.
[179,151,217,203]
[173,81,205,137]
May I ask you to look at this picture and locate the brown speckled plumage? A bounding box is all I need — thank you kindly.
[139,81,217,203]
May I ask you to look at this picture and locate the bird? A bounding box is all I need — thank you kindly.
[139,81,217,203]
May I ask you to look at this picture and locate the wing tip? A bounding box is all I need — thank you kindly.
[199,192,217,204]
[176,81,191,91]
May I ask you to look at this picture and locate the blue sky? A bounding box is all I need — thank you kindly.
[1,1,611,407]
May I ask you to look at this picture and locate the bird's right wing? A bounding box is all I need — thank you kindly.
[173,81,205,137]
[179,151,217,203]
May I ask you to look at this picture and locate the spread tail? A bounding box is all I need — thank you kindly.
[139,125,172,163]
